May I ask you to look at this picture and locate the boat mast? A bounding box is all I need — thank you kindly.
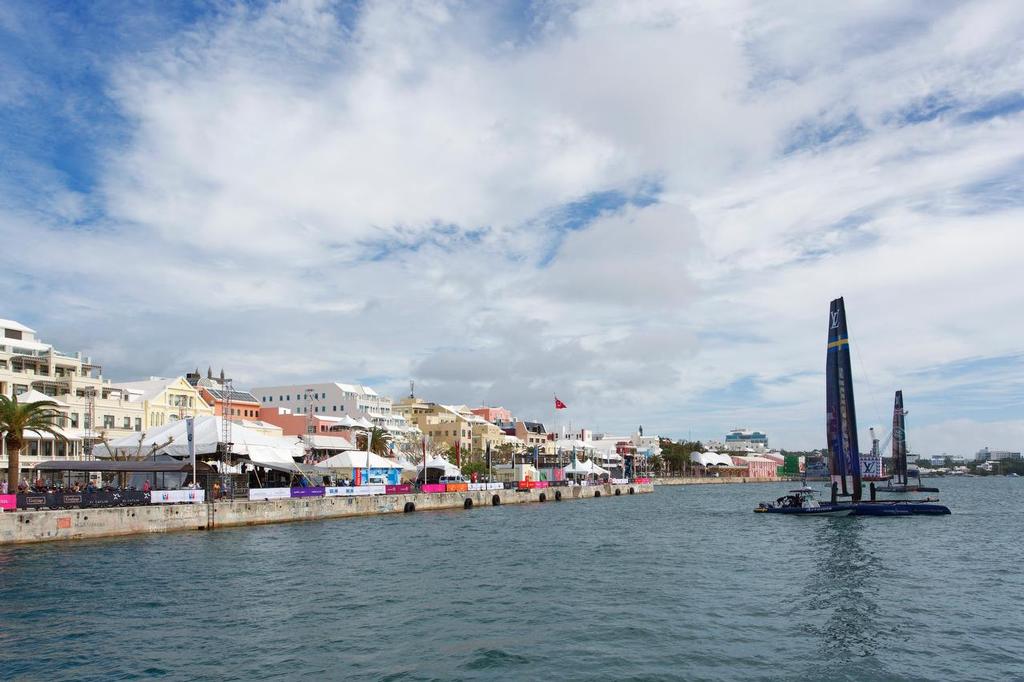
[893,390,907,486]
[826,297,862,501]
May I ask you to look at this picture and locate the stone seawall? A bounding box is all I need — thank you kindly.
[0,482,653,546]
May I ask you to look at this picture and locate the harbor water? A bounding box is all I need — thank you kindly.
[1,477,1021,681]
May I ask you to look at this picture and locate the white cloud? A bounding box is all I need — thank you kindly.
[6,0,1024,455]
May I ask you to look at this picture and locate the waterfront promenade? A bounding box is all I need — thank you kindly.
[654,475,793,485]
[0,481,653,545]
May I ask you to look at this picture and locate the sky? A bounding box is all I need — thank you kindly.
[2,0,1023,455]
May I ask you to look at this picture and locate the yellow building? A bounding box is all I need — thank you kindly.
[111,376,214,430]
[393,398,477,454]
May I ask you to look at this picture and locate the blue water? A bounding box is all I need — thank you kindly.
[1,478,1022,681]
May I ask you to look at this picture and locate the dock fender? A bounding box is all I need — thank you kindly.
[464,498,473,509]
[629,487,635,495]
[554,490,562,501]
[594,490,601,498]
[539,493,546,502]
[403,502,416,513]
[615,489,621,496]
[492,495,501,506]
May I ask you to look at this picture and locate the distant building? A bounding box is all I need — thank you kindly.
[470,406,513,427]
[723,428,768,452]
[186,368,261,419]
[251,382,411,432]
[976,447,1021,462]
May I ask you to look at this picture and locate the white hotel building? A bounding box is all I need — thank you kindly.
[0,319,146,475]
[250,382,412,432]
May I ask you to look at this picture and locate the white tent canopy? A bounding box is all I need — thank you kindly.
[564,459,609,475]
[314,451,402,470]
[417,457,461,477]
[103,416,304,469]
[691,451,735,467]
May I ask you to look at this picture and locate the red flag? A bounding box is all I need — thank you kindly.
[554,397,567,410]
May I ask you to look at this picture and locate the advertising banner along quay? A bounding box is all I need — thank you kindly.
[150,490,206,504]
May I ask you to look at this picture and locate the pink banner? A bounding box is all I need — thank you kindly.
[0,494,15,511]
[420,484,446,493]
[385,484,412,495]
[634,477,651,484]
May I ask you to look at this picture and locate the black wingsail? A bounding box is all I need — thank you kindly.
[892,390,907,485]
[826,297,862,501]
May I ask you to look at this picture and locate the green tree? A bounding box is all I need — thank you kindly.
[2,394,66,489]
[356,427,391,457]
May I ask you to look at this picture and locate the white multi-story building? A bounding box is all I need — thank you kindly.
[251,382,411,432]
[975,447,1021,462]
[0,319,146,475]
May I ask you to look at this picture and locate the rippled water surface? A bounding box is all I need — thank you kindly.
[2,478,1022,681]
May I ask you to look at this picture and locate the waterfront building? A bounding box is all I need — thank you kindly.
[251,382,412,432]
[723,428,769,452]
[109,377,214,430]
[0,319,146,475]
[393,398,476,454]
[730,455,779,479]
[975,447,1021,462]
[514,420,553,454]
[186,369,261,419]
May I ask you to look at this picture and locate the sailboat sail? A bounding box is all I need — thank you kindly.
[892,390,907,485]
[826,297,862,500]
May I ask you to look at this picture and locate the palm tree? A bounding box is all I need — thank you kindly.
[1,394,67,489]
[359,427,390,457]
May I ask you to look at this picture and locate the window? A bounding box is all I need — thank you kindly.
[103,415,115,429]
[14,384,27,395]
[123,416,131,429]
[84,415,92,429]
[70,413,79,428]
[4,328,22,340]
[135,418,142,432]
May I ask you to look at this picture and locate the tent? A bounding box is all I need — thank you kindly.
[564,459,609,477]
[314,451,401,470]
[416,457,461,482]
[102,416,304,472]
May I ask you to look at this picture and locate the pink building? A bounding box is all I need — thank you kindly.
[731,455,778,479]
[260,407,355,441]
[471,406,512,423]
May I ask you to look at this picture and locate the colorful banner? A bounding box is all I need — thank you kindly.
[420,484,446,493]
[445,482,469,493]
[468,482,504,491]
[611,478,629,485]
[633,477,651,484]
[385,484,412,495]
[324,485,386,497]
[150,489,206,504]
[0,494,16,511]
[290,487,325,498]
[248,488,292,501]
[520,480,548,489]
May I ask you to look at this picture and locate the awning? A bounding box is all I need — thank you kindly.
[34,460,217,473]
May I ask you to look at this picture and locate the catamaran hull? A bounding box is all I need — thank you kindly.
[851,502,950,516]
[877,485,940,493]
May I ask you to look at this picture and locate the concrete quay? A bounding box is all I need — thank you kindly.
[654,476,792,485]
[0,482,653,546]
